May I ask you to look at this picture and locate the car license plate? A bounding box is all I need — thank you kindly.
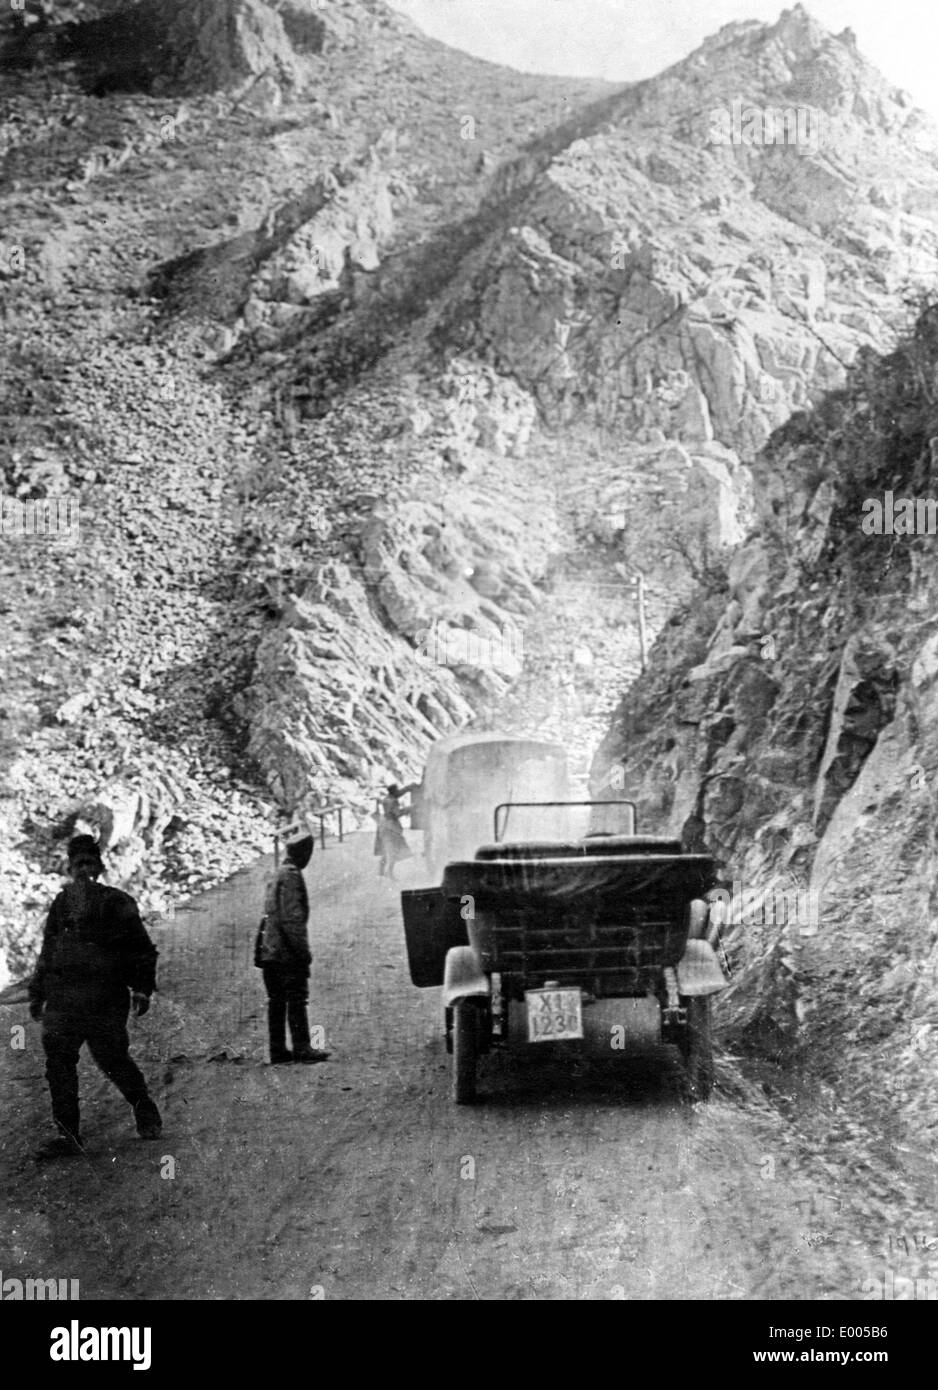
[525,988,583,1043]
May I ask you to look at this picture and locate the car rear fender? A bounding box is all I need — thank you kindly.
[443,946,490,1010]
[676,938,728,997]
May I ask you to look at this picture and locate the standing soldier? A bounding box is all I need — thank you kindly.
[28,834,162,1159]
[255,826,330,1065]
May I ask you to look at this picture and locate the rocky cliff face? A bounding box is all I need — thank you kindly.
[243,2,938,640]
[0,0,608,981]
[6,0,403,96]
[3,0,938,1127]
[591,242,938,1144]
[229,3,938,829]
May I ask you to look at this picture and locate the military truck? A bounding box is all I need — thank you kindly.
[409,732,569,883]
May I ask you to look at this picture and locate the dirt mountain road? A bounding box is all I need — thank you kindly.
[0,834,882,1300]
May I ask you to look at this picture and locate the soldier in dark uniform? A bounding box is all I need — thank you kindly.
[28,834,162,1159]
[256,827,330,1065]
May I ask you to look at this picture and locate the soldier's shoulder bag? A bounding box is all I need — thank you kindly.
[255,870,289,967]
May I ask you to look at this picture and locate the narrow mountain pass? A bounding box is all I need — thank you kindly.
[468,443,689,783]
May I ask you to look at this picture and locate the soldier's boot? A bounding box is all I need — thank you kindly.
[287,998,310,1054]
[34,1122,84,1162]
[132,1096,162,1139]
[287,1001,328,1063]
[289,1004,330,1063]
[85,1018,160,1135]
[42,1021,83,1153]
[268,997,292,1064]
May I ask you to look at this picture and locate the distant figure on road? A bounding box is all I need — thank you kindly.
[374,784,415,881]
[256,827,330,1065]
[28,834,162,1160]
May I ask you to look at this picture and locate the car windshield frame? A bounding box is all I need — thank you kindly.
[493,800,638,842]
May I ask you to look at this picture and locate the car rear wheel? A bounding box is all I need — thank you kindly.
[682,997,713,1101]
[453,1000,479,1104]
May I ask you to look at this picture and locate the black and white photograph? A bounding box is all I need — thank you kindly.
[0,0,935,1338]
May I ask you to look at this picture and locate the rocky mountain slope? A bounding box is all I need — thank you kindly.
[592,300,938,1173]
[3,0,938,1206]
[228,0,938,803]
[0,0,608,980]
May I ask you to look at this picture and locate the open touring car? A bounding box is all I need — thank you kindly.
[401,799,728,1103]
